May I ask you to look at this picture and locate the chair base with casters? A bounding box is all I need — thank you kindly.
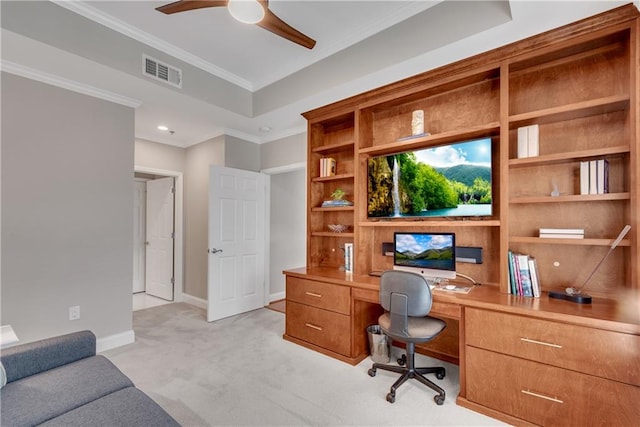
[368,342,446,405]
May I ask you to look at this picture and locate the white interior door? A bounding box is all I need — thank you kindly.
[133,180,146,293]
[146,177,175,301]
[208,166,266,322]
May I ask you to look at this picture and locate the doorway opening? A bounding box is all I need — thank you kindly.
[133,167,184,311]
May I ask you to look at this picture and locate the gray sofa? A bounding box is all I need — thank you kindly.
[0,330,179,426]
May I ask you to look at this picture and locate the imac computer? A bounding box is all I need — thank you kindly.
[393,232,456,283]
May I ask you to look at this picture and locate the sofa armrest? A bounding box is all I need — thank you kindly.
[0,330,96,383]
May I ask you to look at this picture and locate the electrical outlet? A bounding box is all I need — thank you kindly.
[69,306,80,321]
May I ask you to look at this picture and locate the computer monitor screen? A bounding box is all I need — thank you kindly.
[393,232,456,280]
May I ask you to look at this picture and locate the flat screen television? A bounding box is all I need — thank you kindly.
[393,232,456,280]
[368,138,492,218]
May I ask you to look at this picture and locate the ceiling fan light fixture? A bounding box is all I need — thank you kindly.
[227,0,265,24]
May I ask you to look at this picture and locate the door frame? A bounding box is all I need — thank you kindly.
[134,165,184,304]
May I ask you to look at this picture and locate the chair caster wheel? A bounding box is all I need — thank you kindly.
[434,395,445,405]
[436,368,446,380]
[368,368,376,377]
[386,393,395,403]
[397,355,406,366]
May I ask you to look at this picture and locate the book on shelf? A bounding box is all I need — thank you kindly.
[321,199,353,208]
[507,251,540,298]
[539,227,584,239]
[344,243,353,273]
[580,161,590,195]
[528,257,541,298]
[584,158,609,195]
[596,158,609,194]
[516,125,539,158]
[319,157,336,177]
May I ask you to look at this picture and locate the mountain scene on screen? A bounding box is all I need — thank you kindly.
[395,246,453,262]
[368,138,492,218]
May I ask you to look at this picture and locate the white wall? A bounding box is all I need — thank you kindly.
[1,72,134,344]
[268,169,306,299]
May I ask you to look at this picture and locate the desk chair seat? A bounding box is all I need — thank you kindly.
[368,270,447,405]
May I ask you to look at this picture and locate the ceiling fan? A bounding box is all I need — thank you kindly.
[156,0,316,49]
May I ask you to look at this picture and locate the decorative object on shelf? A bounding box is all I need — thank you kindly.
[321,188,353,207]
[411,110,425,135]
[549,224,631,304]
[328,224,348,233]
[550,178,560,197]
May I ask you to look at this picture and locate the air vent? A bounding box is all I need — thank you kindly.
[143,55,182,88]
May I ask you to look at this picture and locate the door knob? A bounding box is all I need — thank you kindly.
[208,248,223,254]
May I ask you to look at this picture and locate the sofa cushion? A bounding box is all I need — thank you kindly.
[39,387,180,427]
[1,331,96,383]
[0,355,133,427]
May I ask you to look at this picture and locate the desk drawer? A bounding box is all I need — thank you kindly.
[465,308,640,385]
[466,347,640,426]
[287,277,350,314]
[286,301,351,356]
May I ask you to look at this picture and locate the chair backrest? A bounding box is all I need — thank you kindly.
[379,270,434,338]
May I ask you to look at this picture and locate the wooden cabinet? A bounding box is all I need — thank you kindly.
[288,6,640,423]
[463,308,640,425]
[300,4,638,296]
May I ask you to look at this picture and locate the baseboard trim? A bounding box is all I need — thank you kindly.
[97,329,135,353]
[182,293,207,310]
[269,291,285,303]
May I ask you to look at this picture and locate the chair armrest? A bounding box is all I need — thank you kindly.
[0,330,96,383]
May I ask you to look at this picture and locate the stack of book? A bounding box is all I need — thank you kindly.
[580,159,609,195]
[516,124,539,158]
[319,158,336,177]
[321,199,353,208]
[507,250,541,297]
[343,243,353,273]
[539,228,584,239]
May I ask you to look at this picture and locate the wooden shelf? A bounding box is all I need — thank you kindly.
[508,145,629,168]
[311,206,355,212]
[311,140,354,153]
[311,173,354,182]
[358,122,500,157]
[508,95,629,127]
[509,236,631,246]
[311,232,355,238]
[359,219,500,227]
[510,193,630,204]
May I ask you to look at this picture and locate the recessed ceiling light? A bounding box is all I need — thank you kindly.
[157,125,169,131]
[259,126,272,133]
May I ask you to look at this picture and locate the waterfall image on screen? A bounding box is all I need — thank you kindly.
[368,138,492,218]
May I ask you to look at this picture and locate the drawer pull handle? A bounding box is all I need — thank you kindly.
[520,337,562,348]
[305,323,322,331]
[521,389,563,404]
[305,292,322,298]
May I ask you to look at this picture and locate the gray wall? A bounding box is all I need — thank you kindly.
[260,133,307,171]
[1,72,134,343]
[135,138,185,172]
[183,136,225,299]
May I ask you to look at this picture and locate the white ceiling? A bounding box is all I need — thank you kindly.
[1,1,633,147]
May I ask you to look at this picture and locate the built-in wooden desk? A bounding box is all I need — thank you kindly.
[283,267,640,426]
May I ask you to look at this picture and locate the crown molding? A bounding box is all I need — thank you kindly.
[52,0,254,91]
[1,60,141,108]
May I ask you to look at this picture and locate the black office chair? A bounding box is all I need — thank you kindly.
[368,270,447,405]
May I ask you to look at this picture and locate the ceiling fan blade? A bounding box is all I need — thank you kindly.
[258,8,316,49]
[156,0,227,15]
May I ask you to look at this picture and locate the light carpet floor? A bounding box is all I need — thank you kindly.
[103,303,508,426]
